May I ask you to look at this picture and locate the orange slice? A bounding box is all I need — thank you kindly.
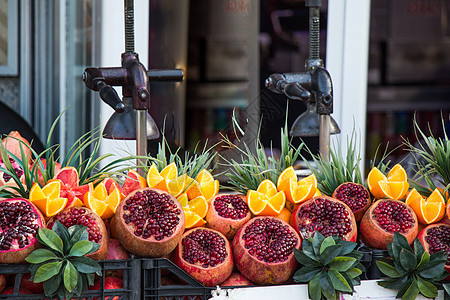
[166,174,188,197]
[179,194,208,229]
[367,164,409,200]
[184,210,206,228]
[387,164,408,182]
[29,180,68,218]
[277,167,297,188]
[160,162,178,179]
[186,196,208,219]
[277,173,317,204]
[258,179,278,196]
[186,169,219,201]
[83,182,122,219]
[146,164,164,188]
[247,180,286,216]
[406,188,445,224]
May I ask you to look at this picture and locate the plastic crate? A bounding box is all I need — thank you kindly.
[0,259,141,299]
[141,258,214,300]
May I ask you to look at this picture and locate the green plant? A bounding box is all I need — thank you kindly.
[25,221,102,300]
[293,232,364,300]
[376,232,447,300]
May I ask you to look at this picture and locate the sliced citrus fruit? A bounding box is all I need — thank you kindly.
[123,169,148,195]
[367,165,409,200]
[29,180,69,218]
[160,162,178,180]
[406,188,445,224]
[277,174,317,204]
[277,167,297,188]
[41,180,62,200]
[146,164,164,188]
[54,166,79,189]
[257,179,278,196]
[177,193,189,207]
[247,180,286,216]
[184,210,206,229]
[166,174,188,197]
[387,164,407,182]
[29,182,46,200]
[83,181,123,219]
[186,196,208,219]
[186,169,219,201]
[367,167,387,199]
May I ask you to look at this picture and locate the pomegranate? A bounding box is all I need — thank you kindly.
[0,199,45,263]
[0,275,5,293]
[114,188,185,257]
[106,239,130,278]
[332,182,371,221]
[0,287,32,295]
[290,196,357,242]
[418,223,450,273]
[0,157,25,187]
[2,131,31,163]
[20,273,43,294]
[47,207,108,260]
[32,158,62,186]
[206,194,250,240]
[220,272,253,287]
[88,277,123,300]
[360,199,418,250]
[173,227,233,287]
[233,216,300,285]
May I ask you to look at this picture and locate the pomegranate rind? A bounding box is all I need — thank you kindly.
[290,196,358,242]
[2,131,31,163]
[114,188,185,258]
[0,274,5,293]
[0,198,45,264]
[220,272,254,287]
[360,199,418,250]
[418,223,450,273]
[206,194,251,240]
[173,228,234,287]
[47,206,109,260]
[232,216,301,285]
[332,182,371,222]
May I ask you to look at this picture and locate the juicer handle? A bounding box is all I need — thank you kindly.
[147,69,184,82]
[96,81,125,113]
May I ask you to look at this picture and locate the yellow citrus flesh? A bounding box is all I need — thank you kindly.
[160,162,178,179]
[93,183,108,200]
[166,174,188,197]
[367,167,388,199]
[247,190,267,215]
[186,196,208,219]
[177,193,189,207]
[406,188,445,224]
[247,188,285,216]
[257,180,278,197]
[29,183,46,201]
[46,198,68,217]
[186,170,219,201]
[184,210,206,229]
[277,167,297,189]
[146,164,164,188]
[387,164,408,182]
[42,180,62,200]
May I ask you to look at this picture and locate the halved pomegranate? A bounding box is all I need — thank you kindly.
[0,158,26,188]
[114,188,185,257]
[360,199,418,250]
[290,196,357,242]
[233,216,300,285]
[173,227,233,286]
[332,182,371,221]
[206,194,250,240]
[418,223,450,273]
[47,207,108,260]
[0,199,45,263]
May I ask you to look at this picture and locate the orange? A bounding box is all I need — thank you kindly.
[83,182,122,219]
[277,167,297,188]
[406,188,445,224]
[184,210,206,228]
[178,194,208,229]
[166,174,189,197]
[29,180,68,218]
[146,164,164,188]
[177,193,189,207]
[277,172,317,204]
[247,180,286,216]
[186,196,209,219]
[367,164,409,200]
[276,207,292,223]
[186,169,219,201]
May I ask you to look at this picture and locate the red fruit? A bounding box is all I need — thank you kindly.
[122,170,147,196]
[33,158,62,186]
[360,199,418,250]
[106,239,130,278]
[220,272,253,287]
[0,275,5,293]
[174,227,233,287]
[47,207,108,260]
[2,131,31,163]
[233,216,300,285]
[1,287,32,295]
[206,194,250,240]
[0,157,26,188]
[291,196,357,242]
[114,188,185,257]
[88,277,123,300]
[0,199,46,263]
[332,182,371,221]
[20,273,43,294]
[418,223,450,273]
[54,167,91,204]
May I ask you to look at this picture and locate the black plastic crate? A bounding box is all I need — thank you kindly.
[141,258,214,300]
[0,259,140,299]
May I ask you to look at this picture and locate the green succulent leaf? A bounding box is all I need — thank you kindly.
[52,221,71,253]
[63,261,78,293]
[320,236,336,254]
[71,256,102,275]
[345,268,362,279]
[401,277,419,300]
[38,228,64,255]
[85,242,101,255]
[301,239,318,262]
[312,232,326,256]
[319,244,342,265]
[68,240,93,257]
[396,277,413,299]
[42,272,61,297]
[417,251,430,269]
[294,248,320,267]
[443,283,450,297]
[25,249,60,264]
[293,267,321,283]
[34,261,63,283]
[413,239,425,263]
[68,225,89,248]
[319,271,335,298]
[328,256,357,272]
[392,232,413,254]
[389,242,402,261]
[377,276,409,290]
[416,276,438,299]
[399,248,417,272]
[308,272,322,300]
[328,268,352,293]
[337,240,357,256]
[376,260,403,278]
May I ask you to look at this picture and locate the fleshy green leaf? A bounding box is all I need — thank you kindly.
[302,239,318,262]
[85,242,101,255]
[25,249,60,264]
[377,276,409,290]
[320,236,336,254]
[337,240,357,256]
[71,256,102,275]
[417,251,430,269]
[392,232,413,253]
[319,270,335,297]
[73,273,84,296]
[396,277,413,299]
[345,268,362,279]
[319,244,343,266]
[443,283,450,297]
[68,226,89,248]
[399,248,417,272]
[401,277,419,300]
[413,239,425,263]
[308,272,322,300]
[312,232,325,256]
[52,221,70,253]
[42,272,61,297]
[294,248,320,267]
[390,242,402,261]
[328,268,352,293]
[328,256,357,272]
[68,240,93,257]
[376,260,402,278]
[63,261,78,292]
[38,228,64,255]
[293,267,321,283]
[416,276,438,299]
[34,261,63,283]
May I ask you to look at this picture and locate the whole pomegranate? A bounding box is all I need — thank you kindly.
[360,199,418,250]
[0,199,45,263]
[88,277,123,300]
[418,223,450,273]
[220,272,253,287]
[173,227,234,287]
[106,239,130,278]
[206,194,250,240]
[233,216,300,285]
[290,196,357,242]
[332,182,371,221]
[115,188,185,257]
[20,273,43,294]
[47,207,108,260]
[0,275,5,293]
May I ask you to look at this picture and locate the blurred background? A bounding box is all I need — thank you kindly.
[0,0,449,175]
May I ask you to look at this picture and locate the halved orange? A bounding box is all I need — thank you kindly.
[367,164,409,200]
[186,169,219,201]
[83,182,122,219]
[277,173,317,204]
[247,180,286,216]
[406,188,445,224]
[29,180,68,218]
